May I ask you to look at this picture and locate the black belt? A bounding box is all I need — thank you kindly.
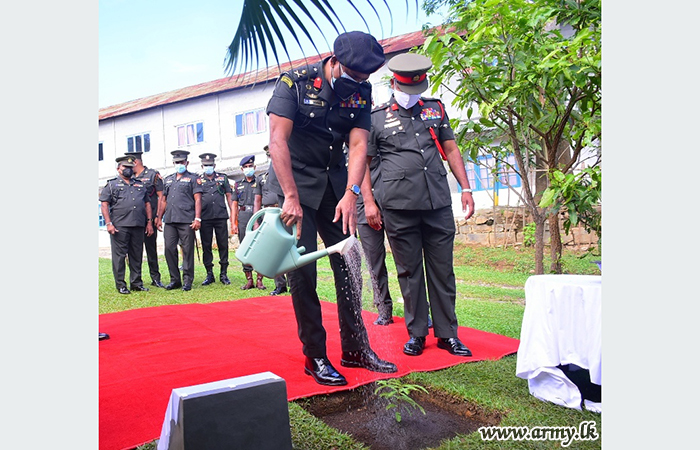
[239,205,254,211]
[263,203,279,208]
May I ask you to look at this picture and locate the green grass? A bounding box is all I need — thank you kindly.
[101,243,602,450]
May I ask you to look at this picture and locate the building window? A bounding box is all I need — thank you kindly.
[98,203,106,227]
[127,132,151,153]
[235,109,267,136]
[99,142,104,161]
[177,122,204,147]
[465,154,522,191]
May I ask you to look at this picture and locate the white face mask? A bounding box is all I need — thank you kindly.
[394,89,421,109]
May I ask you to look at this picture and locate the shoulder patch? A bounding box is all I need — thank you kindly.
[280,74,293,88]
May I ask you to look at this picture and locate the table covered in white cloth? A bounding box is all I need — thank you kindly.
[516,274,601,412]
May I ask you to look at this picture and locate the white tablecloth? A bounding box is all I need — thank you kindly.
[515,274,601,411]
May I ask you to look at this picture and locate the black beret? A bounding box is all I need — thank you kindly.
[171,150,190,162]
[199,153,217,166]
[333,31,385,74]
[116,155,136,167]
[240,155,255,166]
[388,53,432,95]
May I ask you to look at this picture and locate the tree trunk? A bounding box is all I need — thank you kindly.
[533,213,547,275]
[549,213,563,273]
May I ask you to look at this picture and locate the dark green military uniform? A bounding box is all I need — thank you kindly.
[131,155,164,286]
[198,153,233,284]
[99,157,151,292]
[356,154,393,323]
[233,173,261,272]
[161,151,203,289]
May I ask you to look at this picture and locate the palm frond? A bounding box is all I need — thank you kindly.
[224,0,418,77]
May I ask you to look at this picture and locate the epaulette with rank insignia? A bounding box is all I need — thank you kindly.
[372,101,390,113]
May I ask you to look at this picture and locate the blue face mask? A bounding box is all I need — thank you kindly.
[204,166,215,175]
[243,168,255,178]
[175,163,187,174]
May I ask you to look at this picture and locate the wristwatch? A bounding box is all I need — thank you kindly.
[346,184,360,196]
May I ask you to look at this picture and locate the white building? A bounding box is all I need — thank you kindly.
[98,30,527,229]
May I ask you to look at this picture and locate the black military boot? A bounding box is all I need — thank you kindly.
[201,270,215,286]
[220,265,231,285]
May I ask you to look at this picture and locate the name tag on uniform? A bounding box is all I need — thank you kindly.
[303,98,325,107]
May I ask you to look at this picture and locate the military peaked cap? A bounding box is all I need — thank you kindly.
[171,150,190,162]
[115,155,136,167]
[199,152,217,166]
[387,53,432,95]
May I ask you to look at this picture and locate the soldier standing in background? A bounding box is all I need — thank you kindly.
[130,151,165,288]
[198,152,235,286]
[259,145,288,295]
[100,155,153,294]
[356,154,394,325]
[155,150,203,291]
[232,155,264,290]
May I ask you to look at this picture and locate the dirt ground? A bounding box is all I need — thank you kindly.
[298,382,502,450]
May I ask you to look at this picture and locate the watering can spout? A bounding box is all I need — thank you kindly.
[292,236,357,272]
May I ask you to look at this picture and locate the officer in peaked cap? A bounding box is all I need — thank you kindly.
[128,151,166,288]
[199,152,217,166]
[115,154,136,167]
[265,30,397,387]
[99,155,153,294]
[232,154,263,290]
[387,52,433,94]
[197,152,235,286]
[155,149,203,291]
[367,51,476,359]
[171,150,190,162]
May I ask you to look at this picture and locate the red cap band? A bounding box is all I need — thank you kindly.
[393,72,426,85]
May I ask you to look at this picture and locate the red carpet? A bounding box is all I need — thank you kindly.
[99,297,519,450]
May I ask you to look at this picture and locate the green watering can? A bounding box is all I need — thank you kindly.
[235,207,357,279]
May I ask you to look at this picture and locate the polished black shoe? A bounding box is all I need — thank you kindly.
[182,284,192,291]
[270,286,287,295]
[220,275,231,285]
[403,336,426,356]
[99,332,110,341]
[151,280,165,288]
[118,287,131,295]
[373,315,394,326]
[304,357,347,386]
[130,285,150,292]
[165,282,182,290]
[341,350,397,373]
[201,274,215,286]
[437,337,472,357]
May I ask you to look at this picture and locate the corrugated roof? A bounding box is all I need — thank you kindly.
[98,29,434,121]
